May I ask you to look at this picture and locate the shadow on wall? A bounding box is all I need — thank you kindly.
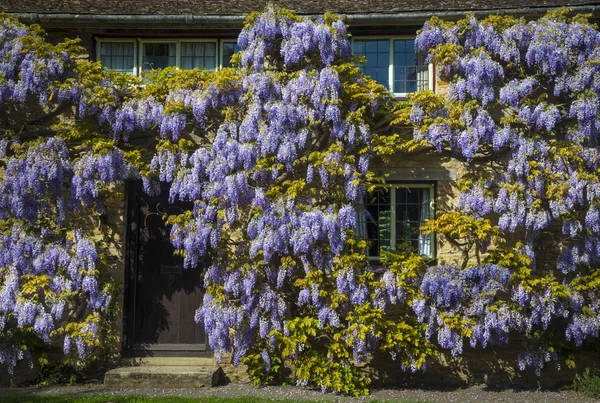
[369,342,600,391]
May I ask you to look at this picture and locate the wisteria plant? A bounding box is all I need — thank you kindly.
[1,5,600,396]
[404,8,600,377]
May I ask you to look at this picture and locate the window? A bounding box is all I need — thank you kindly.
[97,39,221,75]
[98,40,136,75]
[221,41,241,68]
[352,38,432,96]
[140,40,218,72]
[357,184,434,259]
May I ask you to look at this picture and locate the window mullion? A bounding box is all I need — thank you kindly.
[388,39,394,93]
[390,186,396,252]
[138,39,143,76]
[133,40,139,76]
[429,184,435,258]
[175,41,181,69]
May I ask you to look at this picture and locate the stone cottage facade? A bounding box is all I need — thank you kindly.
[2,0,600,388]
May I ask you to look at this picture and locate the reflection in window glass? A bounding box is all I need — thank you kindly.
[181,42,217,71]
[395,187,432,256]
[357,185,434,258]
[142,43,176,71]
[100,42,135,74]
[353,40,389,89]
[222,42,241,68]
[360,188,392,258]
[393,39,428,93]
[353,38,429,94]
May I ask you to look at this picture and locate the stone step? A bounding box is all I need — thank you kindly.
[104,365,222,388]
[120,356,217,367]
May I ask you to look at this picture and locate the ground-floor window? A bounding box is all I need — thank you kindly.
[357,183,435,259]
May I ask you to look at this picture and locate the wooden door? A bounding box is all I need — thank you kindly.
[124,182,208,355]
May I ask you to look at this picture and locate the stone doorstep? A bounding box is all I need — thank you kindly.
[119,357,217,367]
[104,365,222,388]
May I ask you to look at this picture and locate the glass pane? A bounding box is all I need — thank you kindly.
[378,40,389,53]
[396,187,433,257]
[143,43,176,70]
[180,58,193,70]
[180,42,216,71]
[361,188,392,258]
[366,41,378,53]
[181,43,194,57]
[353,40,391,91]
[113,56,123,71]
[222,42,241,67]
[100,42,112,56]
[205,58,216,71]
[205,43,216,57]
[100,42,135,74]
[394,40,405,52]
[393,39,427,94]
[354,41,365,54]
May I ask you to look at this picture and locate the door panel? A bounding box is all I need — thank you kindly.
[124,182,207,355]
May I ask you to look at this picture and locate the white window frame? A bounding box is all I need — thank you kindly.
[219,39,240,69]
[361,183,436,260]
[95,38,138,75]
[351,36,434,98]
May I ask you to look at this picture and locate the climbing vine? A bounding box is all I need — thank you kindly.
[0,5,599,396]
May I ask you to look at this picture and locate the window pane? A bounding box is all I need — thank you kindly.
[358,188,392,258]
[393,39,428,94]
[100,42,135,74]
[353,40,391,90]
[222,42,241,67]
[358,186,434,258]
[180,42,217,71]
[142,43,176,71]
[396,187,433,257]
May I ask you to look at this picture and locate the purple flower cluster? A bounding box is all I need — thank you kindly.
[413,14,600,334]
[0,137,71,224]
[238,6,350,72]
[0,224,108,371]
[0,17,69,106]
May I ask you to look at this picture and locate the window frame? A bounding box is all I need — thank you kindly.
[361,182,436,261]
[95,38,138,76]
[351,36,434,98]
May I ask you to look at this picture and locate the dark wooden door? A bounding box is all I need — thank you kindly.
[124,182,208,355]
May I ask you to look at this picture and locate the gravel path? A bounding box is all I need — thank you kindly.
[0,383,596,403]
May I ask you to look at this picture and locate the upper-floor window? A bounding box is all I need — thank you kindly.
[357,184,435,259]
[96,38,237,75]
[352,38,432,97]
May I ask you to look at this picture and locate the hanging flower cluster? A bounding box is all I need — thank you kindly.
[409,10,600,373]
[148,8,409,393]
[0,15,137,373]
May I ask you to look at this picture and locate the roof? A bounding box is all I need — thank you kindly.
[2,0,599,16]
